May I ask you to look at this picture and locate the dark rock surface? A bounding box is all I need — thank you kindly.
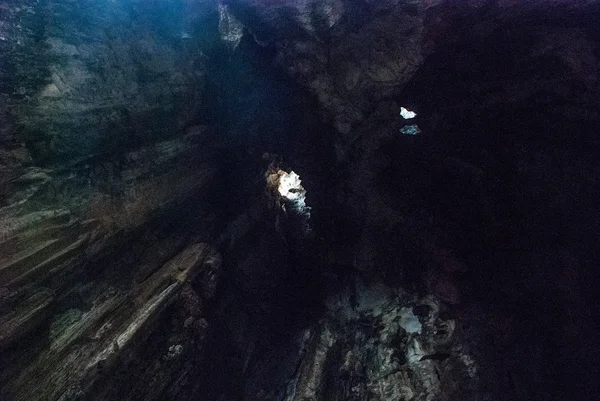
[1,1,600,401]
[1,0,215,164]
[1,1,227,400]
[227,0,425,141]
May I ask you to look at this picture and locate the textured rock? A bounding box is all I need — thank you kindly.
[0,1,227,399]
[230,0,425,138]
[0,124,222,399]
[240,282,477,401]
[2,1,600,401]
[1,242,221,401]
[1,0,210,164]
[219,2,600,401]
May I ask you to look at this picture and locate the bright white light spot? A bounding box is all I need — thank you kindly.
[400,107,417,119]
[276,170,311,231]
[278,170,304,201]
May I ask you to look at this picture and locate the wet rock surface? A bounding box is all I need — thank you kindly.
[1,1,600,401]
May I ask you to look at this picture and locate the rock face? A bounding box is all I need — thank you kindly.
[242,282,478,401]
[0,122,224,400]
[2,1,600,401]
[219,2,600,401]
[1,0,212,164]
[3,243,222,401]
[1,1,228,400]
[228,0,425,139]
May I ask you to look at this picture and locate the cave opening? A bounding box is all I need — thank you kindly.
[1,1,600,401]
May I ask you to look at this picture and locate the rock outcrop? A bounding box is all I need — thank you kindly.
[2,243,221,401]
[243,282,479,401]
[0,125,224,400]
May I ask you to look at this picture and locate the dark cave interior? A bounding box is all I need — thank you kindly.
[1,1,600,401]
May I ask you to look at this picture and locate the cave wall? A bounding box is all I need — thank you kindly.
[402,5,600,398]
[0,0,335,399]
[0,1,229,400]
[1,1,600,401]
[220,1,600,401]
[0,0,216,163]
